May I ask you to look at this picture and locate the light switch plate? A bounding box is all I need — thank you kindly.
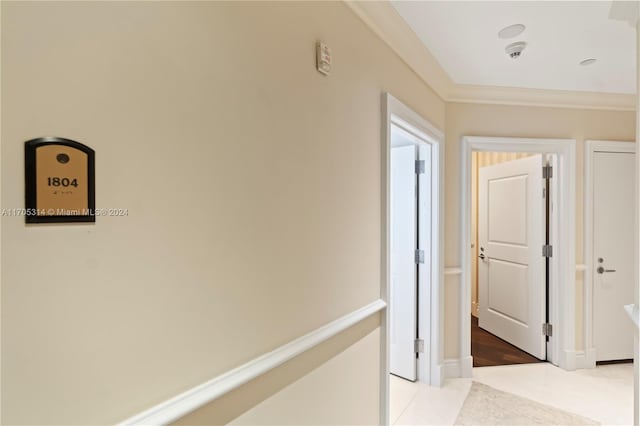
[316,42,331,76]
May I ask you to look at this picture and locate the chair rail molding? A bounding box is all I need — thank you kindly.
[118,299,386,426]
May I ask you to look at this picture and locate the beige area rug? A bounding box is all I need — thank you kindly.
[455,382,600,425]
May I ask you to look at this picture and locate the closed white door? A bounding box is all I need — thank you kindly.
[593,151,635,361]
[390,145,417,381]
[478,154,546,360]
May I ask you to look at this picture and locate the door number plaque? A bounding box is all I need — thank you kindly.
[25,137,95,223]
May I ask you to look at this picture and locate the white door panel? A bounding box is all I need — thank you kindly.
[593,151,635,361]
[487,259,529,325]
[488,175,528,246]
[478,154,545,360]
[390,144,417,381]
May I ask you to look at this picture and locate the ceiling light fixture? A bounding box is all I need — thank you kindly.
[505,41,527,59]
[579,58,597,66]
[498,24,526,39]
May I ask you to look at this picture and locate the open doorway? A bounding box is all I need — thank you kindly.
[383,93,444,423]
[382,94,444,425]
[471,151,550,367]
[459,136,577,377]
[389,125,431,381]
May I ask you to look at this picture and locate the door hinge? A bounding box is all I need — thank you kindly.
[542,164,553,179]
[542,244,553,258]
[542,323,553,337]
[415,160,425,174]
[414,339,424,353]
[415,249,425,264]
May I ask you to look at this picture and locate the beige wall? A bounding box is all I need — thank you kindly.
[444,102,636,357]
[1,1,445,424]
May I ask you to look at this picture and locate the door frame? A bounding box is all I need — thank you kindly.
[583,139,636,368]
[381,93,445,424]
[460,136,576,374]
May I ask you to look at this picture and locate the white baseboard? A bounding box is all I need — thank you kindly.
[460,356,473,377]
[443,349,596,383]
[442,358,461,378]
[442,356,474,379]
[559,349,577,371]
[561,348,597,371]
[574,348,597,369]
[430,362,444,387]
[444,350,596,379]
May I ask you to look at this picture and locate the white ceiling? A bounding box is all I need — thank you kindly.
[391,1,636,94]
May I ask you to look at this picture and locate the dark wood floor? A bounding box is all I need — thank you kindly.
[472,315,543,367]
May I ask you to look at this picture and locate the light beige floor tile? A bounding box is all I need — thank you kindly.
[389,362,633,425]
[472,363,633,425]
[394,378,471,425]
[390,375,422,424]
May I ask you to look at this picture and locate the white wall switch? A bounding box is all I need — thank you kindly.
[316,42,331,76]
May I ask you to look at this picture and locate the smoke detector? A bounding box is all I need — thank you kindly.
[505,41,527,59]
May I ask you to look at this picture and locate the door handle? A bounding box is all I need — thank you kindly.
[597,266,616,274]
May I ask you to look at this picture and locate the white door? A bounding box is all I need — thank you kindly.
[593,151,635,361]
[478,154,546,360]
[390,144,417,381]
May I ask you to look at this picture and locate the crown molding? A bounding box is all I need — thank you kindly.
[345,1,636,112]
[448,84,635,111]
[344,0,453,100]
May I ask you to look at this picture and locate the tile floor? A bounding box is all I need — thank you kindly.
[390,363,634,425]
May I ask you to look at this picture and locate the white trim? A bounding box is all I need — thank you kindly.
[118,299,386,426]
[441,356,473,379]
[459,356,473,378]
[570,270,596,369]
[460,136,576,375]
[381,95,392,426]
[384,93,445,399]
[471,301,479,318]
[624,304,640,330]
[0,3,3,424]
[344,1,451,100]
[344,1,635,111]
[635,20,640,426]
[636,22,640,426]
[573,349,597,369]
[447,85,635,112]
[446,351,596,377]
[583,140,636,370]
[441,358,461,378]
